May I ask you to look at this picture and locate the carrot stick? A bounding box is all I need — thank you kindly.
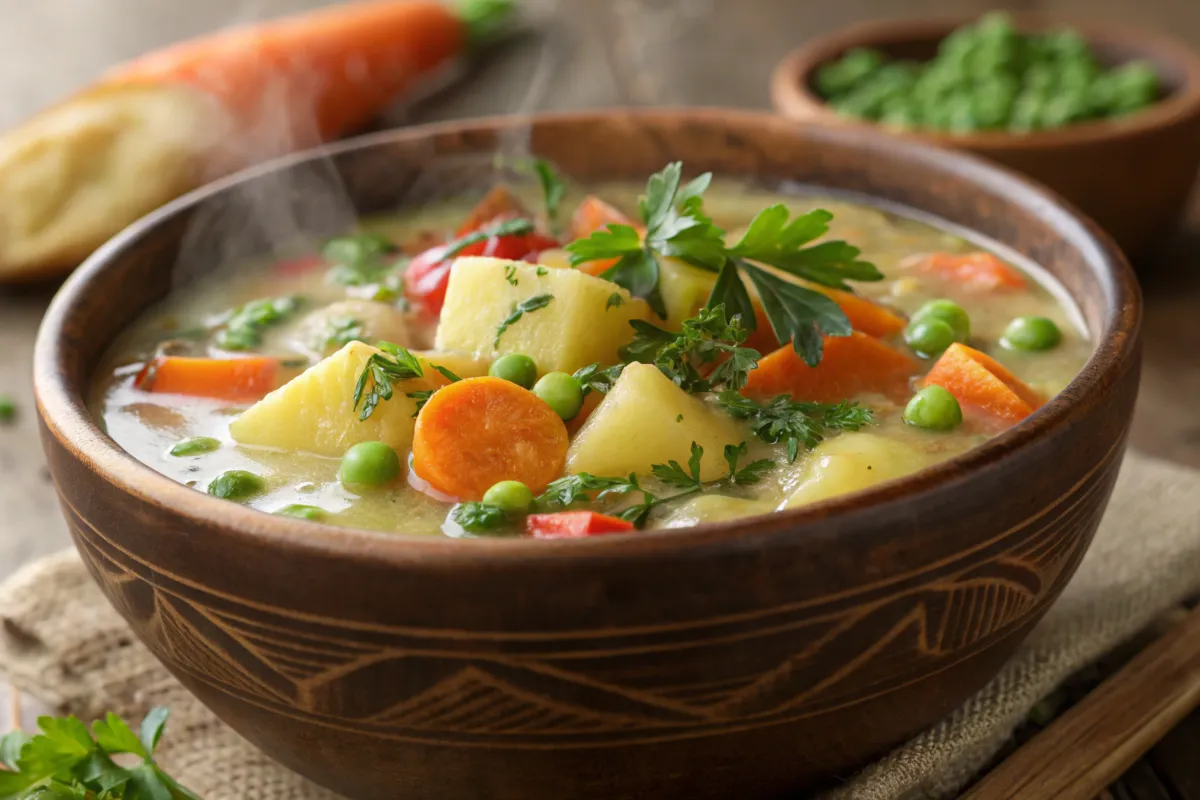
[526,511,634,539]
[412,376,568,500]
[134,356,287,402]
[811,286,907,338]
[106,0,511,147]
[923,343,1043,427]
[744,332,919,404]
[914,251,1028,291]
[568,196,642,277]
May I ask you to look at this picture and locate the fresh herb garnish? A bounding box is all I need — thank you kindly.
[531,159,566,224]
[571,363,624,397]
[622,305,760,392]
[724,442,774,485]
[567,163,883,365]
[605,292,624,310]
[536,266,548,276]
[536,473,640,509]
[323,316,365,350]
[0,708,201,799]
[449,501,509,533]
[214,295,303,351]
[650,441,704,489]
[717,391,875,462]
[406,364,463,416]
[504,264,519,286]
[353,341,425,421]
[445,218,536,261]
[494,293,553,348]
[323,232,399,286]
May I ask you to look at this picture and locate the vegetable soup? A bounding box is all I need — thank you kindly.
[92,163,1091,538]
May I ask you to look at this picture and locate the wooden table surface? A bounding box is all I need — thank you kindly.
[0,0,1198,795]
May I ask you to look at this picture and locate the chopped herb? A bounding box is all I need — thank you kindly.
[567,163,882,365]
[532,158,567,223]
[214,295,303,351]
[168,436,221,457]
[536,266,548,276]
[621,305,760,392]
[449,501,509,533]
[717,391,875,462]
[724,442,774,485]
[494,293,553,348]
[352,341,425,420]
[323,232,399,286]
[445,217,535,260]
[406,364,463,416]
[0,708,201,800]
[572,362,624,397]
[651,441,704,489]
[430,364,464,383]
[606,292,624,310]
[323,316,365,350]
[504,264,519,286]
[0,394,15,425]
[676,414,684,423]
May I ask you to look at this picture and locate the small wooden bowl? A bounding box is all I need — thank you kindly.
[34,110,1140,800]
[771,16,1200,257]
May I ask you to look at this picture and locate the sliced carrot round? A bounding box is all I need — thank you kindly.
[412,376,568,501]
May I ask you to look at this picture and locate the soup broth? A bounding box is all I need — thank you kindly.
[93,170,1091,538]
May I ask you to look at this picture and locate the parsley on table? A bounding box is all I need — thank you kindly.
[717,391,875,462]
[494,293,553,348]
[352,341,426,421]
[566,162,883,366]
[571,363,624,397]
[0,708,201,799]
[214,295,303,351]
[621,305,760,392]
[323,232,399,287]
[723,442,775,485]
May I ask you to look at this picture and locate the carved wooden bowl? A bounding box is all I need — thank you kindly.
[34,110,1140,800]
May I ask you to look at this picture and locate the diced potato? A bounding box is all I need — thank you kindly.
[413,350,491,379]
[532,248,573,270]
[229,341,438,457]
[435,257,651,374]
[660,494,776,527]
[780,432,941,509]
[566,362,744,482]
[292,300,411,357]
[659,257,718,329]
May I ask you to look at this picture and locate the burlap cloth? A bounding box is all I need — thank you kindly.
[2,451,1199,799]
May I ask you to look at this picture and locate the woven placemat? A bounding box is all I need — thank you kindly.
[3,451,1199,799]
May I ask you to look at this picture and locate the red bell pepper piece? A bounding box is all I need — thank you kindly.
[525,511,635,539]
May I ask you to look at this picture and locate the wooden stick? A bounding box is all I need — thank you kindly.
[963,605,1200,800]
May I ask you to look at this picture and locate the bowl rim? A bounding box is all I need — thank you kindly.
[770,13,1200,150]
[33,107,1140,566]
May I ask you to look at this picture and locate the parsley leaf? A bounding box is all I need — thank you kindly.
[323,316,365,350]
[449,502,509,533]
[605,292,624,310]
[504,264,519,286]
[572,363,624,397]
[739,264,851,367]
[494,293,553,348]
[323,232,399,286]
[532,159,567,223]
[621,306,759,392]
[723,442,774,485]
[352,341,425,420]
[406,364,463,416]
[728,205,882,288]
[566,224,642,263]
[213,295,303,351]
[650,442,704,489]
[536,473,640,509]
[717,391,875,462]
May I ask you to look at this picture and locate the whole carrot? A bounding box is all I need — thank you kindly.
[0,0,514,282]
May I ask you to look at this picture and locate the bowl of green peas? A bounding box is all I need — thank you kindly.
[771,13,1200,257]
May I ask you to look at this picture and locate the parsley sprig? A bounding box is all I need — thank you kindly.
[621,305,760,392]
[406,364,463,417]
[352,341,425,421]
[213,295,302,351]
[0,708,201,799]
[723,442,775,485]
[444,217,535,261]
[323,232,400,287]
[494,293,553,348]
[449,501,510,533]
[566,162,883,366]
[531,159,566,224]
[571,363,625,397]
[717,391,875,462]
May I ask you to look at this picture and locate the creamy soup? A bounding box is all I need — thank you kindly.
[93,164,1091,538]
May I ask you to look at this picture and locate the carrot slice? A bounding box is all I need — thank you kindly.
[811,286,906,338]
[526,511,634,539]
[744,332,918,404]
[412,376,568,500]
[923,343,1043,426]
[105,0,499,148]
[456,186,529,236]
[915,252,1027,291]
[133,356,286,402]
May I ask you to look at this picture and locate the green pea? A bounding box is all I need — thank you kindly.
[169,436,221,457]
[275,504,326,521]
[340,441,400,486]
[904,318,958,358]
[533,372,584,421]
[489,353,538,389]
[208,470,265,500]
[1001,316,1062,352]
[481,480,533,514]
[904,386,964,431]
[913,299,971,342]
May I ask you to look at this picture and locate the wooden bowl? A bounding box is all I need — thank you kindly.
[771,16,1200,257]
[34,110,1140,800]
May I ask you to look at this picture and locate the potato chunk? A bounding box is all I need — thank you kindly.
[434,257,651,375]
[566,363,744,482]
[780,433,940,509]
[229,341,438,457]
[292,300,411,357]
[659,257,718,329]
[413,350,491,379]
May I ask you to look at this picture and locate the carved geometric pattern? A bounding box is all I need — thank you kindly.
[61,440,1119,748]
